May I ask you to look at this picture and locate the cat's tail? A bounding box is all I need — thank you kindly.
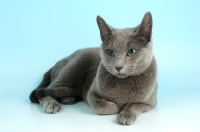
[29,68,52,103]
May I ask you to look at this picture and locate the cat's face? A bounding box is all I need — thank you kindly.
[97,12,153,78]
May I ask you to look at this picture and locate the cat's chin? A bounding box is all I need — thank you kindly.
[115,73,128,79]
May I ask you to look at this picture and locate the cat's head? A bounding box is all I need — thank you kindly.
[97,12,153,78]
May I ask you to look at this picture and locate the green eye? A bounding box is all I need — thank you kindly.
[127,49,136,56]
[106,49,115,57]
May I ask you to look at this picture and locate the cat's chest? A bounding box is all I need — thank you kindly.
[98,76,149,104]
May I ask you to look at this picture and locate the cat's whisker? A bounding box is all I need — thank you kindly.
[99,70,109,76]
[105,66,113,68]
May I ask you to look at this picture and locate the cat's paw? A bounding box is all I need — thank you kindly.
[43,99,62,114]
[93,100,119,115]
[117,113,137,125]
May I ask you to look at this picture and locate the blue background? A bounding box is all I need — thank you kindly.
[0,0,200,132]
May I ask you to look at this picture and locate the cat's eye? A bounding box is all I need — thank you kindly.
[106,49,115,57]
[127,49,136,57]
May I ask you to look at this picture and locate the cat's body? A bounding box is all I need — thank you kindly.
[30,12,157,125]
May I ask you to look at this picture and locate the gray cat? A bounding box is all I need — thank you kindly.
[30,12,157,125]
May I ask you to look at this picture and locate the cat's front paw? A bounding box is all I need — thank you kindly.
[93,100,119,115]
[117,113,137,125]
[43,100,62,114]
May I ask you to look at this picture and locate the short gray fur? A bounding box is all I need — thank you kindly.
[30,12,157,125]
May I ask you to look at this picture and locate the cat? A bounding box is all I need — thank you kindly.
[29,12,157,125]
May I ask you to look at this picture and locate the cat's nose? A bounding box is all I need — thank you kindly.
[115,67,122,72]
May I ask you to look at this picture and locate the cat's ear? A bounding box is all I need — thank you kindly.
[97,16,113,42]
[135,12,152,41]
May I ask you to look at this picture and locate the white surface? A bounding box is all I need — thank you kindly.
[1,89,200,132]
[1,0,200,132]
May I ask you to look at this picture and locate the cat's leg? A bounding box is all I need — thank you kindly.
[33,86,79,113]
[39,96,62,114]
[117,103,152,125]
[30,68,52,103]
[87,92,119,115]
[34,86,80,104]
[33,53,90,103]
[117,86,157,125]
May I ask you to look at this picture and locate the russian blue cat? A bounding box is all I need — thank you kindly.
[30,12,157,125]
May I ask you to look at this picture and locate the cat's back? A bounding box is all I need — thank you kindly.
[71,47,101,69]
[51,47,101,80]
[75,47,101,63]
